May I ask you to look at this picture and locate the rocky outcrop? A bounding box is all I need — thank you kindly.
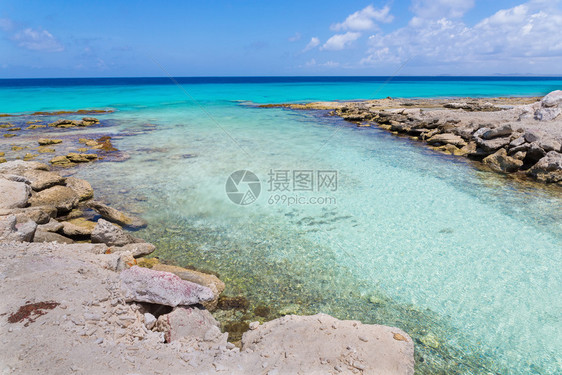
[310,91,562,186]
[120,266,215,307]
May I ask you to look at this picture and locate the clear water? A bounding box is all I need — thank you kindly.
[1,77,561,374]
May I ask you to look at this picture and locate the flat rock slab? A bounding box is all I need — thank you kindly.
[241,313,415,375]
[120,266,214,307]
[0,178,31,209]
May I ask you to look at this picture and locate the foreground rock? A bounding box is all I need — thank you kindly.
[241,314,414,375]
[91,219,142,246]
[0,241,415,375]
[120,266,215,307]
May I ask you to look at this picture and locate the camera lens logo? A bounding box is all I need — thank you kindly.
[225,170,261,205]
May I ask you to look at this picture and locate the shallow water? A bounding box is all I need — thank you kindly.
[1,77,561,374]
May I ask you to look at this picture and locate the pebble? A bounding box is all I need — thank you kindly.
[358,335,368,342]
[354,362,366,371]
[249,321,260,330]
[94,337,104,344]
[334,365,343,372]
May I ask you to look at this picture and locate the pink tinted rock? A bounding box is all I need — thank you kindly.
[120,266,214,307]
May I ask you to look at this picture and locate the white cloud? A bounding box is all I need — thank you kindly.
[0,18,14,32]
[13,28,63,52]
[322,32,361,50]
[361,0,562,70]
[289,32,302,42]
[332,5,394,31]
[411,0,475,19]
[303,36,320,51]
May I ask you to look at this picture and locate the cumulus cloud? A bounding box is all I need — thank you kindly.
[13,28,63,52]
[411,0,475,19]
[303,36,321,51]
[331,5,394,31]
[361,0,562,69]
[322,32,361,50]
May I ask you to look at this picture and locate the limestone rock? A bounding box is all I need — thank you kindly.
[155,306,223,343]
[91,218,142,246]
[120,266,214,307]
[33,230,74,244]
[481,124,512,140]
[21,170,65,191]
[111,243,156,257]
[527,151,562,183]
[483,148,523,173]
[60,221,93,238]
[49,156,75,167]
[38,138,62,146]
[535,107,561,121]
[540,90,562,107]
[0,215,37,242]
[65,177,94,201]
[151,263,225,309]
[242,313,415,375]
[475,136,511,153]
[426,133,467,147]
[37,218,64,233]
[28,185,79,214]
[0,177,31,209]
[0,160,49,174]
[87,201,147,229]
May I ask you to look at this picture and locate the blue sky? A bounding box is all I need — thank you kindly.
[0,0,561,77]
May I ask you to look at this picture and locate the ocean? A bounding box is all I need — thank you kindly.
[1,76,561,374]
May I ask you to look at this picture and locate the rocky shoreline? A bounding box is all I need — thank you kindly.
[0,160,414,374]
[262,91,562,187]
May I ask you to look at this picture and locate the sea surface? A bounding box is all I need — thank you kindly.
[1,77,561,374]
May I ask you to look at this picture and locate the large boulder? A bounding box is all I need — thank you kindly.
[151,263,225,309]
[483,148,523,173]
[28,185,79,214]
[527,151,562,183]
[155,306,224,343]
[534,91,562,121]
[541,90,562,107]
[0,215,37,242]
[120,266,214,307]
[87,201,147,229]
[0,177,31,209]
[91,219,142,246]
[65,177,94,201]
[242,314,415,375]
[475,136,511,153]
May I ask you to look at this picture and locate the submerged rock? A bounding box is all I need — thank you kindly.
[120,266,214,307]
[87,201,147,229]
[38,139,62,146]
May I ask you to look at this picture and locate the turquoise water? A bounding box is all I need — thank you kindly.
[1,77,561,374]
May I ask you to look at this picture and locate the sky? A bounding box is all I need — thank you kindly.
[0,0,561,77]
